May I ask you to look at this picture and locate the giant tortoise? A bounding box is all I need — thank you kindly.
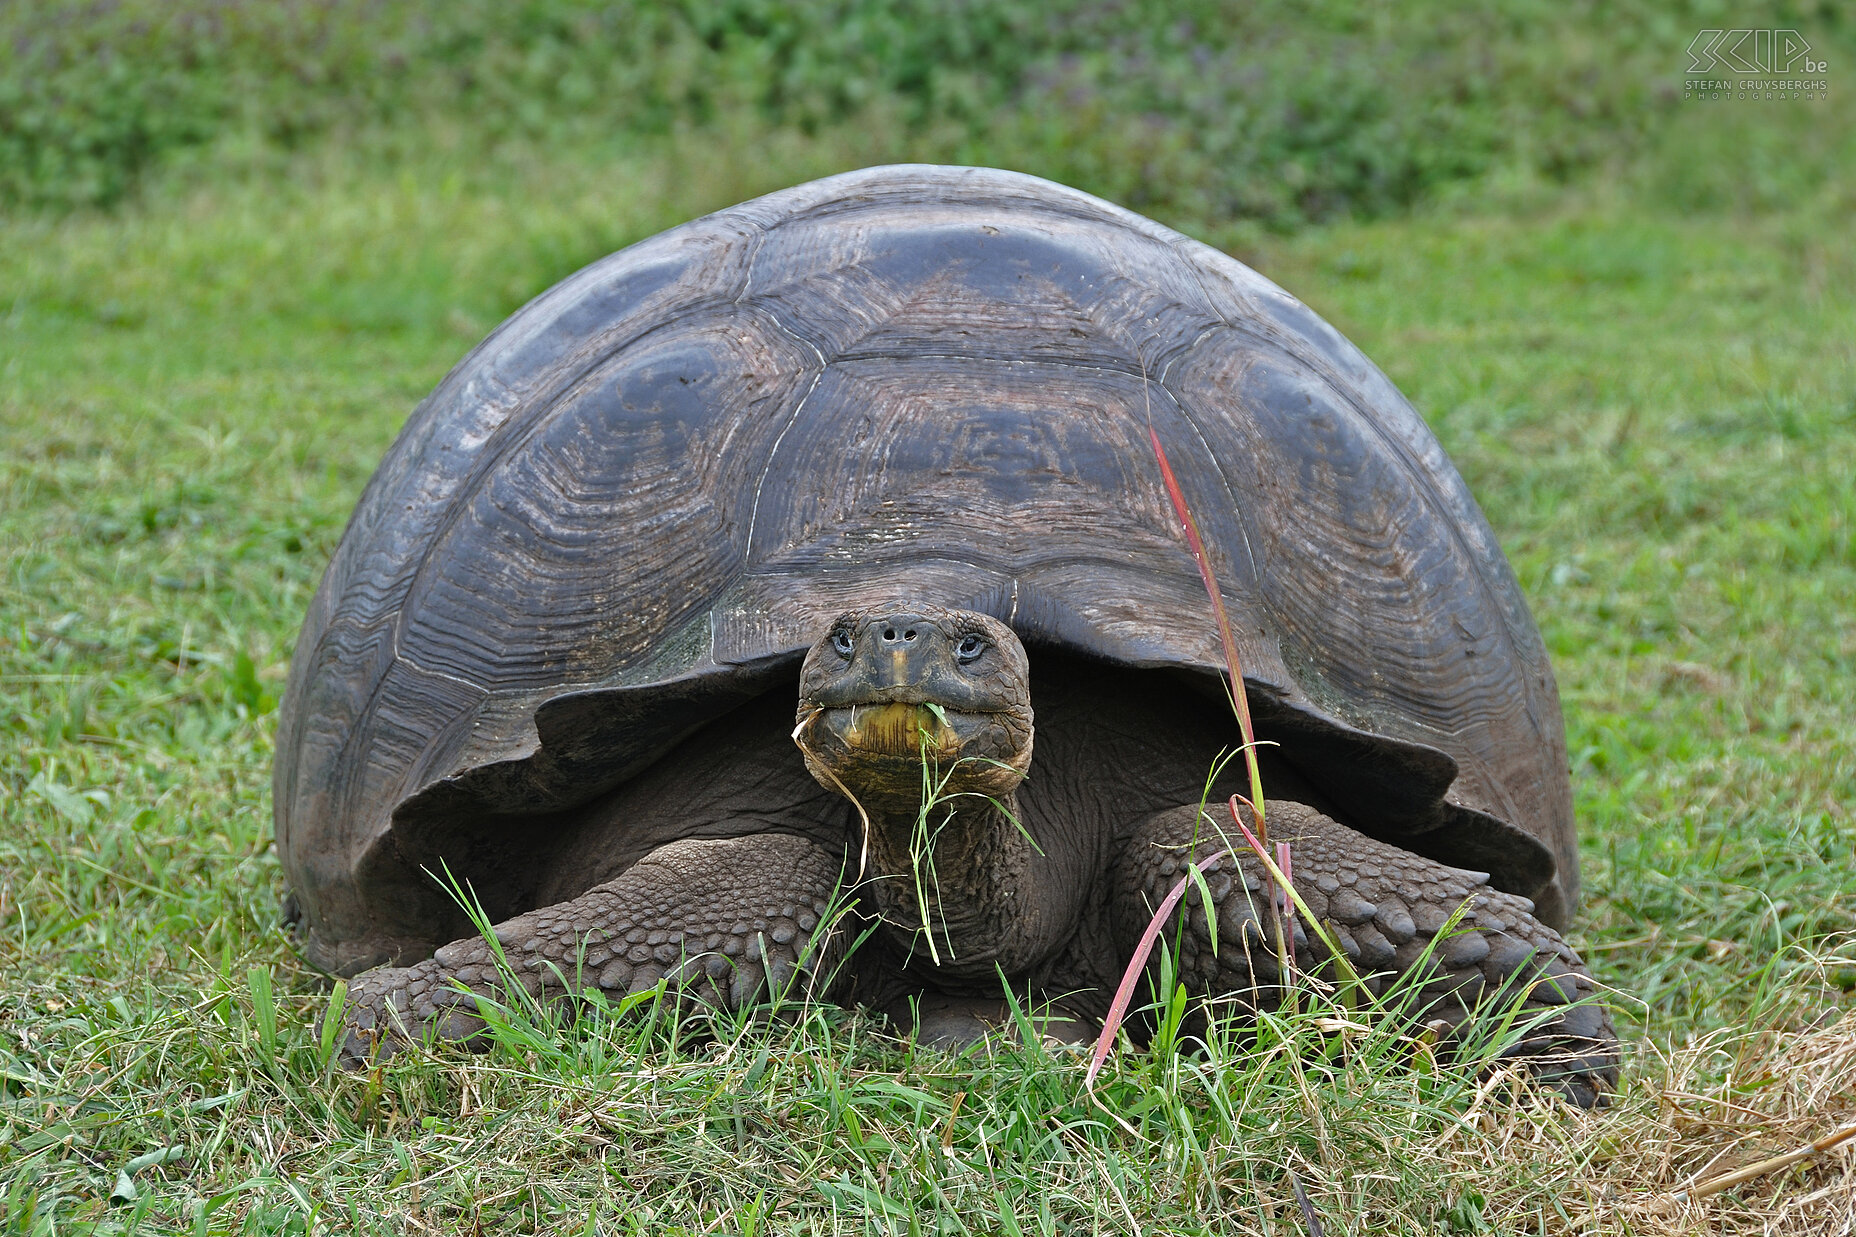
[275,164,1617,1101]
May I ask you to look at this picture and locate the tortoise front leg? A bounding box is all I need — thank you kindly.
[339,832,848,1065]
[1113,799,1619,1107]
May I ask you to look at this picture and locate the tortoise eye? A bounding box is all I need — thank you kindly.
[956,634,986,662]
[830,629,855,658]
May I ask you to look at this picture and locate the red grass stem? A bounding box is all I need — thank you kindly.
[1147,425,1267,841]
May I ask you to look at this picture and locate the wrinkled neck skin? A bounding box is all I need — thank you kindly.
[856,784,1065,983]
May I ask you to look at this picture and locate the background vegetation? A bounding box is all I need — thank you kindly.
[6,0,1852,226]
[2,0,1852,1232]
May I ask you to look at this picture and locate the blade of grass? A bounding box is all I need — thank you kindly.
[317,980,348,1073]
[1151,420,1314,1003]
[793,708,873,880]
[1088,424,1285,1087]
[1147,424,1266,838]
[1668,1120,1856,1201]
[1289,1169,1326,1237]
[245,965,279,1080]
[1226,799,1365,993]
[1085,871,1193,1090]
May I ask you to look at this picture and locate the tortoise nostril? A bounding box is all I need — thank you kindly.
[876,619,922,644]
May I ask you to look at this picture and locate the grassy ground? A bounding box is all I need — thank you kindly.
[3,138,1853,1232]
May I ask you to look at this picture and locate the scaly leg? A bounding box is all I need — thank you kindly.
[340,832,847,1064]
[1114,800,1619,1106]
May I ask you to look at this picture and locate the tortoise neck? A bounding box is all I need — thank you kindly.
[860,789,1064,981]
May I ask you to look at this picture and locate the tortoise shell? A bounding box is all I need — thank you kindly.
[274,165,1576,976]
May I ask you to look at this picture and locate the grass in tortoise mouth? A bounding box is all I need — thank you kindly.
[895,734,1040,969]
[794,701,1029,967]
[834,701,959,757]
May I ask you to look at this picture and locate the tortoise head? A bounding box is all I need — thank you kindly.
[795,604,1033,812]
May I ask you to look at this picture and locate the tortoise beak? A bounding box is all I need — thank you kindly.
[827,702,961,758]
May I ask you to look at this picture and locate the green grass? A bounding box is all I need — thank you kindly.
[4,135,1854,1232]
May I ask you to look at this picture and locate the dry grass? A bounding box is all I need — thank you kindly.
[1490,946,1856,1235]
[1595,1022,1856,1231]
